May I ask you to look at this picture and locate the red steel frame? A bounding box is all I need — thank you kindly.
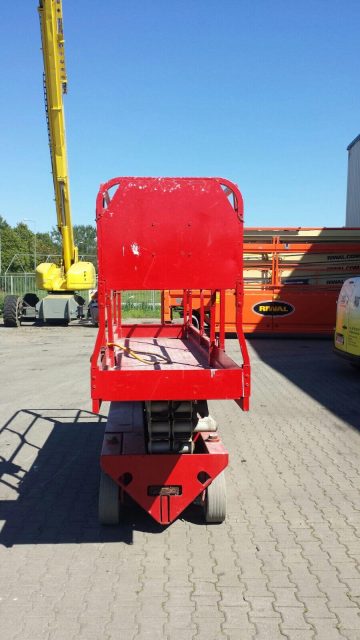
[91,177,250,524]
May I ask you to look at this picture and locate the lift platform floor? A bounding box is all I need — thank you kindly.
[114,337,209,370]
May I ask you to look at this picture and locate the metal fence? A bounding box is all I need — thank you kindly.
[0,274,44,298]
[121,290,160,311]
[0,274,160,314]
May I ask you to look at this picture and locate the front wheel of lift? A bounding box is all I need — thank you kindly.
[98,471,121,525]
[204,472,226,523]
[3,295,23,327]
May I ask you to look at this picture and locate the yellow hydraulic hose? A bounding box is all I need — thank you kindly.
[107,342,172,365]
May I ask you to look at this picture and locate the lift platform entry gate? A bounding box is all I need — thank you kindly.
[91,177,250,525]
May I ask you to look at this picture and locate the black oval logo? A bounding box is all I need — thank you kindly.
[253,301,295,317]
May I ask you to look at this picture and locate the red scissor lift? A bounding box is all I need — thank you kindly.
[91,177,250,525]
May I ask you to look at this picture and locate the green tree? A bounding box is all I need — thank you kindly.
[0,218,33,273]
[0,218,97,274]
[51,224,97,266]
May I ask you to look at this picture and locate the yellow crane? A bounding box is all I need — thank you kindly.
[3,0,96,326]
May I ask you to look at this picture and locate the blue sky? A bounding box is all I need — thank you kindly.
[1,1,359,232]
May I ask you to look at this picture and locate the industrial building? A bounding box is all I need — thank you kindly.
[346,133,360,226]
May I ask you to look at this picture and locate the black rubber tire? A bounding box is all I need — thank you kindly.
[204,472,226,523]
[98,471,120,525]
[23,292,39,308]
[3,295,23,327]
[74,294,85,306]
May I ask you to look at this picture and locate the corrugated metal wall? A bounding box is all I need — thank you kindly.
[346,135,360,226]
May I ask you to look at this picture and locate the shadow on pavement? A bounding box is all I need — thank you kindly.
[248,336,360,432]
[0,409,201,547]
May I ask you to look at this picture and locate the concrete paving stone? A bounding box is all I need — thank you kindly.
[307,555,335,571]
[225,631,256,640]
[278,607,313,630]
[191,566,218,580]
[167,606,195,627]
[252,530,276,543]
[216,572,243,586]
[193,604,224,620]
[217,586,247,607]
[106,627,137,640]
[19,617,52,637]
[322,549,353,564]
[315,570,347,589]
[106,606,139,626]
[266,571,295,589]
[336,529,360,541]
[222,607,256,630]
[77,630,110,640]
[3,333,360,639]
[243,580,273,599]
[259,555,288,572]
[335,565,360,581]
[252,618,288,639]
[135,601,168,619]
[343,542,360,556]
[1,620,26,640]
[296,541,324,556]
[240,566,265,580]
[281,632,314,640]
[165,586,193,602]
[272,587,303,607]
[212,558,240,574]
[166,577,194,589]
[301,596,336,619]
[302,619,344,640]
[192,580,219,595]
[332,607,360,630]
[246,596,280,618]
[280,548,308,565]
[135,618,165,638]
[324,589,357,608]
[165,628,197,640]
[193,622,227,640]
[344,579,360,596]
[48,631,80,640]
[272,537,300,550]
[192,594,221,606]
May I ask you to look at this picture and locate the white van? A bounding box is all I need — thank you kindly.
[334,277,360,361]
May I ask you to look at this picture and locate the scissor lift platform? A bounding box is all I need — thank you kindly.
[91,177,250,525]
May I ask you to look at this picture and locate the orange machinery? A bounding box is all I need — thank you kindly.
[162,227,360,335]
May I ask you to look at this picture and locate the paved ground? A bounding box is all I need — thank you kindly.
[1,324,360,639]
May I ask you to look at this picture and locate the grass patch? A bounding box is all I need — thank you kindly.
[122,307,160,319]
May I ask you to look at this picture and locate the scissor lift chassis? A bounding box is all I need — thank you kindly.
[91,177,250,525]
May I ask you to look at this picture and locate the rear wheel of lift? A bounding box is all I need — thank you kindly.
[204,472,226,523]
[3,295,23,327]
[98,471,121,525]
